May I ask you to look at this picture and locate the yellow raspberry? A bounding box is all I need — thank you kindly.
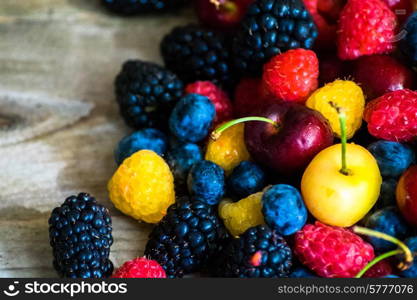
[306,80,365,139]
[219,192,264,237]
[108,150,175,224]
[205,123,251,174]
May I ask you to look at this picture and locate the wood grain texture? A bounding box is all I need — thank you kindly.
[0,1,194,277]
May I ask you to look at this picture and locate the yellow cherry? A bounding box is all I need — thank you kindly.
[301,144,382,227]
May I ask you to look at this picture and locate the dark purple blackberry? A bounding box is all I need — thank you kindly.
[214,225,293,277]
[161,25,233,87]
[48,193,113,278]
[232,0,318,75]
[115,60,183,129]
[144,198,229,277]
[101,0,189,15]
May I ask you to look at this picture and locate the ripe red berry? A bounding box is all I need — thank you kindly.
[263,49,319,103]
[364,89,417,142]
[337,0,397,60]
[112,257,166,278]
[185,81,233,126]
[294,222,375,278]
[382,0,413,24]
[233,78,275,117]
[363,260,393,278]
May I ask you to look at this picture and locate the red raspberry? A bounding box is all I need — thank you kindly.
[364,89,417,142]
[185,81,233,126]
[294,222,375,278]
[363,260,393,278]
[233,78,275,117]
[262,49,319,103]
[382,0,413,24]
[337,0,397,60]
[112,257,166,278]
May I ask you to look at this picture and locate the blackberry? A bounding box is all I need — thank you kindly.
[215,225,293,277]
[115,60,183,129]
[144,198,229,277]
[161,25,233,86]
[48,193,113,278]
[102,0,189,15]
[232,0,317,75]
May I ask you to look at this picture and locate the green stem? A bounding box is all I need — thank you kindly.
[329,102,348,175]
[353,226,413,271]
[355,250,402,278]
[211,117,279,140]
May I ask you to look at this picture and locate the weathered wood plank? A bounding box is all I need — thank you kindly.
[0,1,195,277]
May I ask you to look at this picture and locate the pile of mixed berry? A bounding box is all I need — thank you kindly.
[48,0,417,278]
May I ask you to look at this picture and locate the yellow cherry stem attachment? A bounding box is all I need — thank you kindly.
[353,226,414,278]
[211,117,279,140]
[329,101,349,175]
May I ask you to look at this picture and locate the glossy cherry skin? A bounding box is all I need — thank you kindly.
[352,55,416,100]
[397,165,417,227]
[244,101,334,175]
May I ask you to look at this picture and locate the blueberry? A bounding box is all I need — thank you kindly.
[365,207,410,252]
[368,141,415,178]
[227,161,266,199]
[376,178,398,209]
[400,237,417,278]
[169,94,215,143]
[114,128,168,165]
[166,143,203,186]
[401,12,417,65]
[187,160,225,205]
[262,184,307,236]
[289,267,317,278]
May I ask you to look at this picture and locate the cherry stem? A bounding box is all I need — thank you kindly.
[329,101,349,175]
[211,117,279,140]
[353,226,413,272]
[355,250,402,278]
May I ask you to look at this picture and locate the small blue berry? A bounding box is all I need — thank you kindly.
[262,184,307,236]
[169,94,215,143]
[367,141,415,178]
[400,237,417,278]
[166,143,203,186]
[401,12,417,65]
[289,267,317,278]
[365,207,410,252]
[114,128,168,165]
[377,178,398,209]
[383,275,401,278]
[187,160,225,205]
[227,161,267,199]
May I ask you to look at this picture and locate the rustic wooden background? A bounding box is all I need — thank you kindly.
[0,0,194,277]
